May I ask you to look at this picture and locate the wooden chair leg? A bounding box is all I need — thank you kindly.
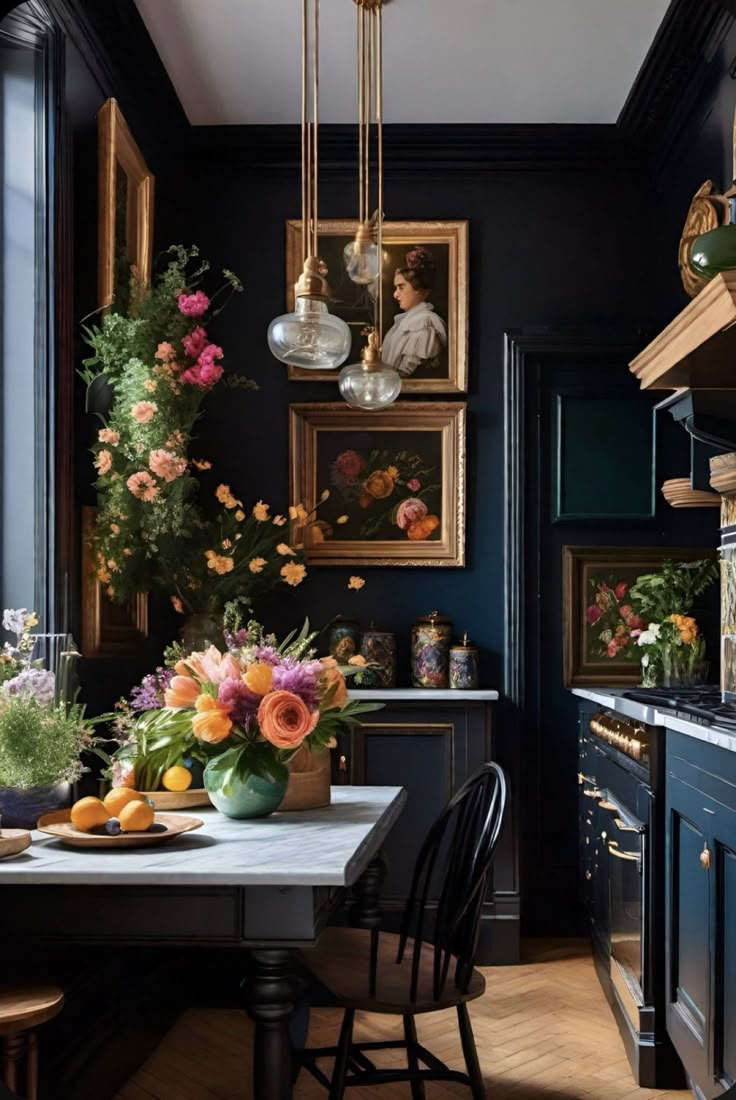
[403,1014,426,1100]
[457,1003,485,1100]
[329,1008,355,1100]
[2,1032,25,1094]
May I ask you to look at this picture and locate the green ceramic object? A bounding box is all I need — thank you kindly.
[690,195,736,280]
[203,760,287,819]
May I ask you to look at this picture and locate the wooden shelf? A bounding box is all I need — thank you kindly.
[630,272,736,389]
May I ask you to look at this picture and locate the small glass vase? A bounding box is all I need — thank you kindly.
[660,643,708,689]
[640,654,661,689]
[203,759,287,820]
[179,612,224,654]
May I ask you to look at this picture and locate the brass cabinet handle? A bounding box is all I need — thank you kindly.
[339,754,348,783]
[599,800,618,812]
[612,816,645,834]
[583,788,602,799]
[607,840,639,862]
[700,844,712,871]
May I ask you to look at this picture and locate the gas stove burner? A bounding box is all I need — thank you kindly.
[622,687,736,729]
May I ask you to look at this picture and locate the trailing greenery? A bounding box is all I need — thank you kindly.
[0,699,92,789]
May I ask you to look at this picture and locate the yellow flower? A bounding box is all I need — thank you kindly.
[289,503,309,522]
[249,557,267,574]
[253,500,270,521]
[348,575,366,590]
[206,552,235,575]
[288,505,298,520]
[337,515,349,524]
[193,459,212,471]
[348,654,367,666]
[216,483,242,509]
[110,523,120,535]
[123,548,132,556]
[97,568,111,584]
[364,470,394,499]
[144,378,158,393]
[281,562,307,587]
[25,613,38,628]
[235,509,245,522]
[171,595,184,614]
[320,489,330,501]
[243,662,273,695]
[222,539,232,549]
[276,543,296,556]
[387,465,399,479]
[273,515,287,526]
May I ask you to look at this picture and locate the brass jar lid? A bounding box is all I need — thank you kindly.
[415,610,451,625]
[451,632,477,650]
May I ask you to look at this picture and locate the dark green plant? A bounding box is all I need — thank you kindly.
[0,699,92,789]
[629,559,718,622]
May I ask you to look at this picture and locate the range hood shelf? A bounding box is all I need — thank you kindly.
[630,272,736,390]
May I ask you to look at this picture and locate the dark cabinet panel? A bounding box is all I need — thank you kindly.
[714,835,736,1090]
[335,699,518,963]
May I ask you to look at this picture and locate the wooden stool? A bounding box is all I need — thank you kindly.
[0,987,63,1100]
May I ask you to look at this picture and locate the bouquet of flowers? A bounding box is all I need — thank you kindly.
[81,244,256,604]
[106,609,380,811]
[0,609,92,792]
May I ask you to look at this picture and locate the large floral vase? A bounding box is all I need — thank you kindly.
[179,612,225,654]
[0,782,70,829]
[203,760,287,820]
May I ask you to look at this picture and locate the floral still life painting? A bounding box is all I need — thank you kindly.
[290,402,465,566]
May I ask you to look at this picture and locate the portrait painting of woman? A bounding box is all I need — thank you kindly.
[285,219,468,393]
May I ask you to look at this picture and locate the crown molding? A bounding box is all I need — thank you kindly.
[618,0,734,169]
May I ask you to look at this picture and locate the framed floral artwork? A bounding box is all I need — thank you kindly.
[285,219,468,393]
[562,545,715,687]
[289,402,466,566]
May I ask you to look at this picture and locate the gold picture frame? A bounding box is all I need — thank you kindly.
[97,97,155,310]
[286,219,469,393]
[80,507,148,659]
[289,402,466,566]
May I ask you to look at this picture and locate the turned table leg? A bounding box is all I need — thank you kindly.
[244,948,298,1100]
[2,1032,24,1094]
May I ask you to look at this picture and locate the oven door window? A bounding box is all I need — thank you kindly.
[608,815,644,1007]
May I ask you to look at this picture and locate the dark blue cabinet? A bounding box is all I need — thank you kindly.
[666,733,736,1097]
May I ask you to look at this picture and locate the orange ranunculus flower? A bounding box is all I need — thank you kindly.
[164,675,201,708]
[406,514,440,540]
[319,656,338,668]
[364,470,394,499]
[243,662,274,696]
[192,694,233,743]
[321,667,347,710]
[258,690,319,750]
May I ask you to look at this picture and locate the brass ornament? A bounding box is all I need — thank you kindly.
[679,180,728,299]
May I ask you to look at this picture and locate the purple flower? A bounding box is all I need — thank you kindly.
[218,679,260,726]
[3,667,55,705]
[253,645,280,666]
[129,668,174,712]
[271,658,322,707]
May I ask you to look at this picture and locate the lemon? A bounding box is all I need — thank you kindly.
[103,788,145,816]
[119,800,155,832]
[161,766,193,792]
[70,797,110,832]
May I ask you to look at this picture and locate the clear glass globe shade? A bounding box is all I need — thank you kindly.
[343,239,380,285]
[267,298,352,369]
[338,361,402,410]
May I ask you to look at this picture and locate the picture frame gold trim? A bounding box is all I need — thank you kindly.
[289,402,466,566]
[97,97,155,310]
[80,506,149,659]
[285,219,469,393]
[562,544,716,687]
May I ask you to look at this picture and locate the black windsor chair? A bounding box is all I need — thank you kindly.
[297,761,508,1098]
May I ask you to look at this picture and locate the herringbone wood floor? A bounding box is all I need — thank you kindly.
[114,939,692,1100]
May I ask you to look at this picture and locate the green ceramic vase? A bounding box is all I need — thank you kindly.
[203,760,287,819]
[690,195,736,280]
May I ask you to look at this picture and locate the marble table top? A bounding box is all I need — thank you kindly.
[0,786,406,888]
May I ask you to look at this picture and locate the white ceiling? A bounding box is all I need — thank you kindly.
[134,0,670,126]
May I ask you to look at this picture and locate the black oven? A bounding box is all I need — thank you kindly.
[579,708,682,1088]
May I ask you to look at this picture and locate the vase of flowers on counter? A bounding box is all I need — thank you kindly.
[107,610,380,818]
[0,609,93,828]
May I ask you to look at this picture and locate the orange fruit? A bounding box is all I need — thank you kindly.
[161,766,193,792]
[118,800,155,832]
[70,797,110,832]
[103,788,145,815]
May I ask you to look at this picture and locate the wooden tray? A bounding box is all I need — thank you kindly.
[0,829,31,859]
[140,788,211,810]
[36,811,203,849]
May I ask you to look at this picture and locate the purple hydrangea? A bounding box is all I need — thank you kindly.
[129,667,174,712]
[218,679,260,727]
[2,667,56,705]
[271,657,322,707]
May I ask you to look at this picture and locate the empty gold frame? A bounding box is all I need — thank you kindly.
[98,98,155,310]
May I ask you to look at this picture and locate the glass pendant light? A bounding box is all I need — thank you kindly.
[338,0,400,410]
[267,0,351,369]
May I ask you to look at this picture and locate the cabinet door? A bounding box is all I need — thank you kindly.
[711,808,736,1092]
[338,704,485,917]
[667,774,711,1089]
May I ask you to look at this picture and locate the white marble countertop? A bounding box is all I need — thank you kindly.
[0,786,406,888]
[571,687,736,752]
[349,689,498,701]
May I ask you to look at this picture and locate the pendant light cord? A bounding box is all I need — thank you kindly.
[376,1,383,347]
[301,0,321,265]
